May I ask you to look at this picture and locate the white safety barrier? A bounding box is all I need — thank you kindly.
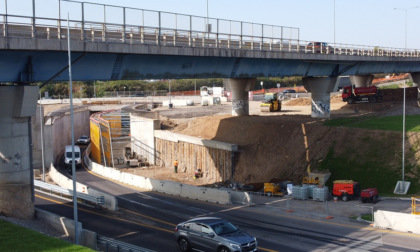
[374,210,420,234]
[86,148,232,204]
[49,164,118,211]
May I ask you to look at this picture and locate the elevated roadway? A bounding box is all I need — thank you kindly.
[1,0,420,220]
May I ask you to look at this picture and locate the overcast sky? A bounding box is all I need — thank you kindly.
[4,0,420,49]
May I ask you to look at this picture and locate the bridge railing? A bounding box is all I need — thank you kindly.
[0,1,419,58]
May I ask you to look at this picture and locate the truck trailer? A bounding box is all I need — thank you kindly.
[341,85,383,104]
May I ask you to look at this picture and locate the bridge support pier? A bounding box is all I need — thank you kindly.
[349,75,374,88]
[0,86,39,219]
[226,78,256,116]
[409,72,420,105]
[303,77,337,119]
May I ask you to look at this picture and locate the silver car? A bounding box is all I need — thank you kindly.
[174,217,258,252]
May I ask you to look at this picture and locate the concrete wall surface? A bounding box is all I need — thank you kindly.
[130,116,160,165]
[87,154,232,204]
[154,130,237,183]
[374,210,420,234]
[49,164,118,211]
[35,208,97,250]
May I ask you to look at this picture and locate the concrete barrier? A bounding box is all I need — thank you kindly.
[374,210,420,234]
[85,152,232,204]
[49,164,118,211]
[35,208,97,250]
[229,191,253,205]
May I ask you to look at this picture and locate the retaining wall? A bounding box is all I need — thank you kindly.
[374,210,420,234]
[154,130,237,184]
[35,208,97,250]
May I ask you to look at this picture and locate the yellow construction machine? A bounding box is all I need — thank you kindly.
[260,93,281,112]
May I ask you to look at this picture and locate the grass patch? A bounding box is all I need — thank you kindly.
[324,115,420,132]
[0,219,93,252]
[360,213,373,222]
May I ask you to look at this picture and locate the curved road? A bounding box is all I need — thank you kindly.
[36,151,420,251]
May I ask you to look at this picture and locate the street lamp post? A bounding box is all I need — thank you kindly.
[123,86,126,97]
[260,81,263,91]
[393,6,418,193]
[333,0,336,44]
[394,6,419,50]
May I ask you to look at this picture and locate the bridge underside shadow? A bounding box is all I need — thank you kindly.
[2,50,420,83]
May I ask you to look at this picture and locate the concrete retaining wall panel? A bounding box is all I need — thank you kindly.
[155,138,234,183]
[35,208,83,242]
[374,210,420,234]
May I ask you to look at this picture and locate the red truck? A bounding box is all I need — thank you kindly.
[341,85,383,104]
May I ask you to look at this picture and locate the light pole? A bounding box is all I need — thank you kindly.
[260,81,263,91]
[39,92,45,182]
[394,6,419,50]
[394,6,417,193]
[333,0,336,44]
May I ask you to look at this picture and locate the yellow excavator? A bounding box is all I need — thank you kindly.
[260,93,281,112]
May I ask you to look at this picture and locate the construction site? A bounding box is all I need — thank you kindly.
[103,88,420,197]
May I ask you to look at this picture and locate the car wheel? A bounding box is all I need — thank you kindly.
[342,194,348,202]
[218,246,231,252]
[178,237,191,252]
[347,98,355,104]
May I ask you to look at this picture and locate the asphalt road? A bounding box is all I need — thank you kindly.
[39,152,420,252]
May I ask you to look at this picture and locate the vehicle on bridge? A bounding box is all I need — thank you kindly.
[175,217,258,252]
[260,93,282,112]
[341,85,383,104]
[306,42,334,54]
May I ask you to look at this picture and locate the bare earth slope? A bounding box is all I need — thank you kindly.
[123,96,420,189]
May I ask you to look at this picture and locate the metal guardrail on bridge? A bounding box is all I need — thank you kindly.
[34,179,104,206]
[97,235,156,252]
[0,0,418,58]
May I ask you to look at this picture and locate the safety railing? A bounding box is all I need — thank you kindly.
[412,196,420,215]
[34,179,104,206]
[0,0,419,58]
[97,235,156,252]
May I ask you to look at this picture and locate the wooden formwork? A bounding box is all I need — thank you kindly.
[155,138,233,183]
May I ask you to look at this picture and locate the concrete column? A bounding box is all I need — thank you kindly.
[0,86,39,219]
[409,72,420,104]
[226,78,256,116]
[349,75,374,88]
[303,77,337,119]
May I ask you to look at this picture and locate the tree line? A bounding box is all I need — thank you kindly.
[39,77,303,98]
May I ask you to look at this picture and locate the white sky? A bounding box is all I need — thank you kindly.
[3,0,420,49]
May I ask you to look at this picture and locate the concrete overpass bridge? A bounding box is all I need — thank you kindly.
[1,0,420,219]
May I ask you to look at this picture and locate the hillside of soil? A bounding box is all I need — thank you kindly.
[167,98,420,193]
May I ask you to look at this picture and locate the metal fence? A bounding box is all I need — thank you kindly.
[0,0,418,57]
[34,179,104,207]
[97,235,156,252]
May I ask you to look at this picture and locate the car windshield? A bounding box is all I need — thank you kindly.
[80,136,88,139]
[263,94,274,102]
[211,221,239,236]
[66,152,80,158]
